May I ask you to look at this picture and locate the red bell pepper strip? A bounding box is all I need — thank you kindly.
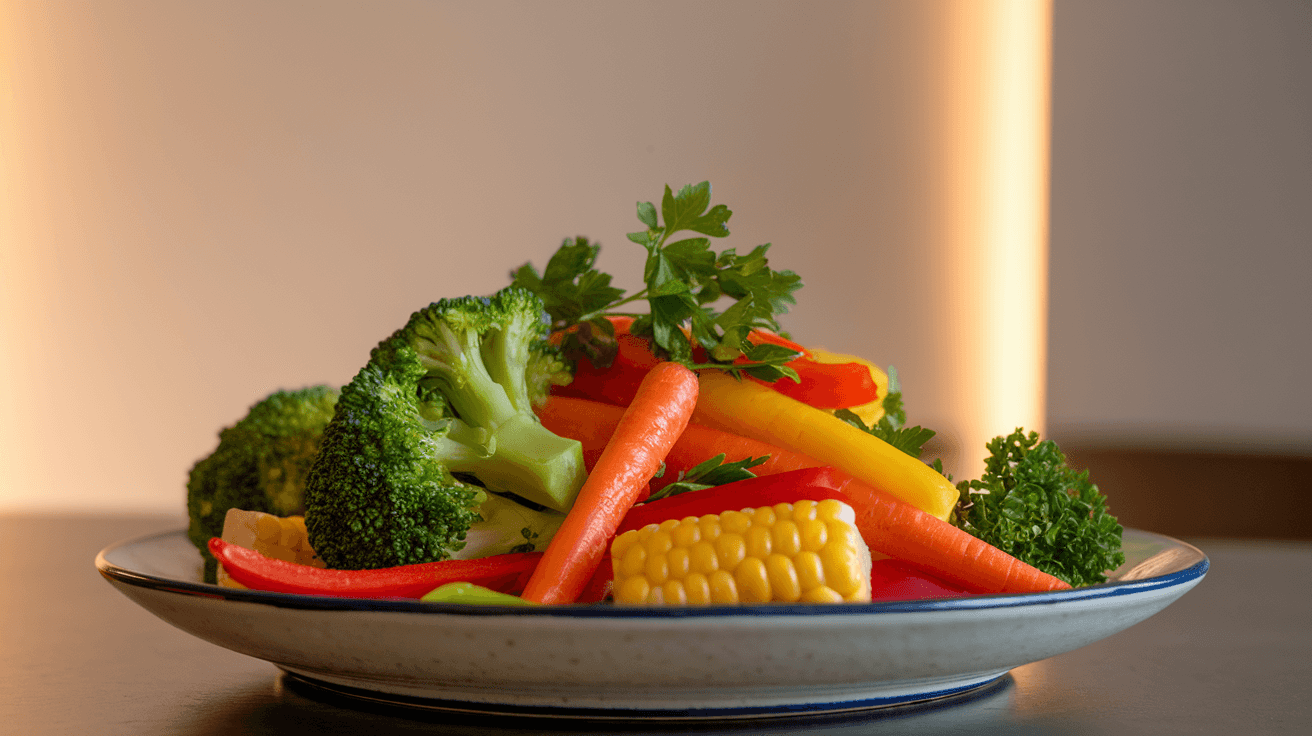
[208,538,542,599]
[553,318,879,409]
[734,330,880,408]
[868,559,971,601]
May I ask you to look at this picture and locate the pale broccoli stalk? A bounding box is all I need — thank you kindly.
[304,288,584,570]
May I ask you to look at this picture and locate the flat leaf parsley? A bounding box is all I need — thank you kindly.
[511,182,804,381]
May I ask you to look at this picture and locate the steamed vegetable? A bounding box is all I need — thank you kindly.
[209,538,542,598]
[954,430,1125,587]
[521,362,699,604]
[692,369,961,521]
[303,288,582,570]
[611,495,873,605]
[187,385,339,582]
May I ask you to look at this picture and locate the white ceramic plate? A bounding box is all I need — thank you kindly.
[97,528,1206,720]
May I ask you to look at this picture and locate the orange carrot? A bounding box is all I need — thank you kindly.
[536,395,1068,594]
[537,395,824,490]
[521,362,699,604]
[823,473,1070,594]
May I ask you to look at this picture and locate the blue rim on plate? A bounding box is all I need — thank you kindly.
[96,528,1208,617]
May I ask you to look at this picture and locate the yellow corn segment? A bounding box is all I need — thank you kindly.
[610,498,872,606]
[215,508,325,588]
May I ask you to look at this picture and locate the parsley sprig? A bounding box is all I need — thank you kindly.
[511,182,804,381]
[833,367,941,467]
[953,430,1125,587]
[644,454,769,502]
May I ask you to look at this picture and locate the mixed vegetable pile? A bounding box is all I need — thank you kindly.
[190,182,1125,606]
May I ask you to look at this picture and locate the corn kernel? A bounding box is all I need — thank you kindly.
[820,544,862,597]
[684,573,712,605]
[644,551,670,585]
[798,518,828,552]
[735,557,771,603]
[792,499,818,522]
[772,502,794,520]
[714,532,746,571]
[661,580,688,605]
[611,529,638,560]
[794,551,826,591]
[817,498,853,524]
[698,514,722,541]
[671,519,701,547]
[772,520,802,557]
[647,529,674,555]
[708,569,738,604]
[800,585,844,603]
[616,576,651,604]
[690,540,720,574]
[658,518,681,533]
[720,510,751,535]
[751,506,777,527]
[745,524,772,558]
[667,546,691,579]
[825,521,861,554]
[765,553,802,602]
[216,510,327,588]
[618,541,647,577]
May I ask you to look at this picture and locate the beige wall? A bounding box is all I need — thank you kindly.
[1047,0,1312,454]
[3,0,1306,514]
[6,1,1011,512]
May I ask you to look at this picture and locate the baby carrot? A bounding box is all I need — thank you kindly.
[521,362,699,604]
[817,472,1070,593]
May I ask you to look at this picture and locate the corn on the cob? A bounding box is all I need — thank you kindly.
[610,498,872,605]
[215,508,325,588]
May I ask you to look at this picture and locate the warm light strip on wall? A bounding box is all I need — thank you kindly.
[941,0,1052,478]
[0,4,23,506]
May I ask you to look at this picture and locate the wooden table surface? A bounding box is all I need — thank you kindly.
[2,514,1309,735]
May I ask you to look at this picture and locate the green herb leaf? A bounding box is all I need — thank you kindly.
[644,453,769,502]
[832,367,940,462]
[509,237,625,330]
[513,182,804,380]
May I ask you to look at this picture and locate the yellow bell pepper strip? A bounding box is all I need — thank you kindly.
[208,538,542,598]
[691,370,959,521]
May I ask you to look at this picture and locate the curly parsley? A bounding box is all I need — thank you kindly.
[954,430,1125,587]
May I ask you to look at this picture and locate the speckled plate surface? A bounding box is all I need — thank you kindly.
[96,528,1206,720]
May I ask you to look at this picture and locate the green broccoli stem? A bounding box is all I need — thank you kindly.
[452,492,566,559]
[442,413,586,513]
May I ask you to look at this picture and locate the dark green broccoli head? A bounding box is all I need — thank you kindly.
[304,287,584,570]
[304,354,485,570]
[186,385,339,581]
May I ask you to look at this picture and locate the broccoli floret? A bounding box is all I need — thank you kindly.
[186,385,339,582]
[303,288,584,570]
